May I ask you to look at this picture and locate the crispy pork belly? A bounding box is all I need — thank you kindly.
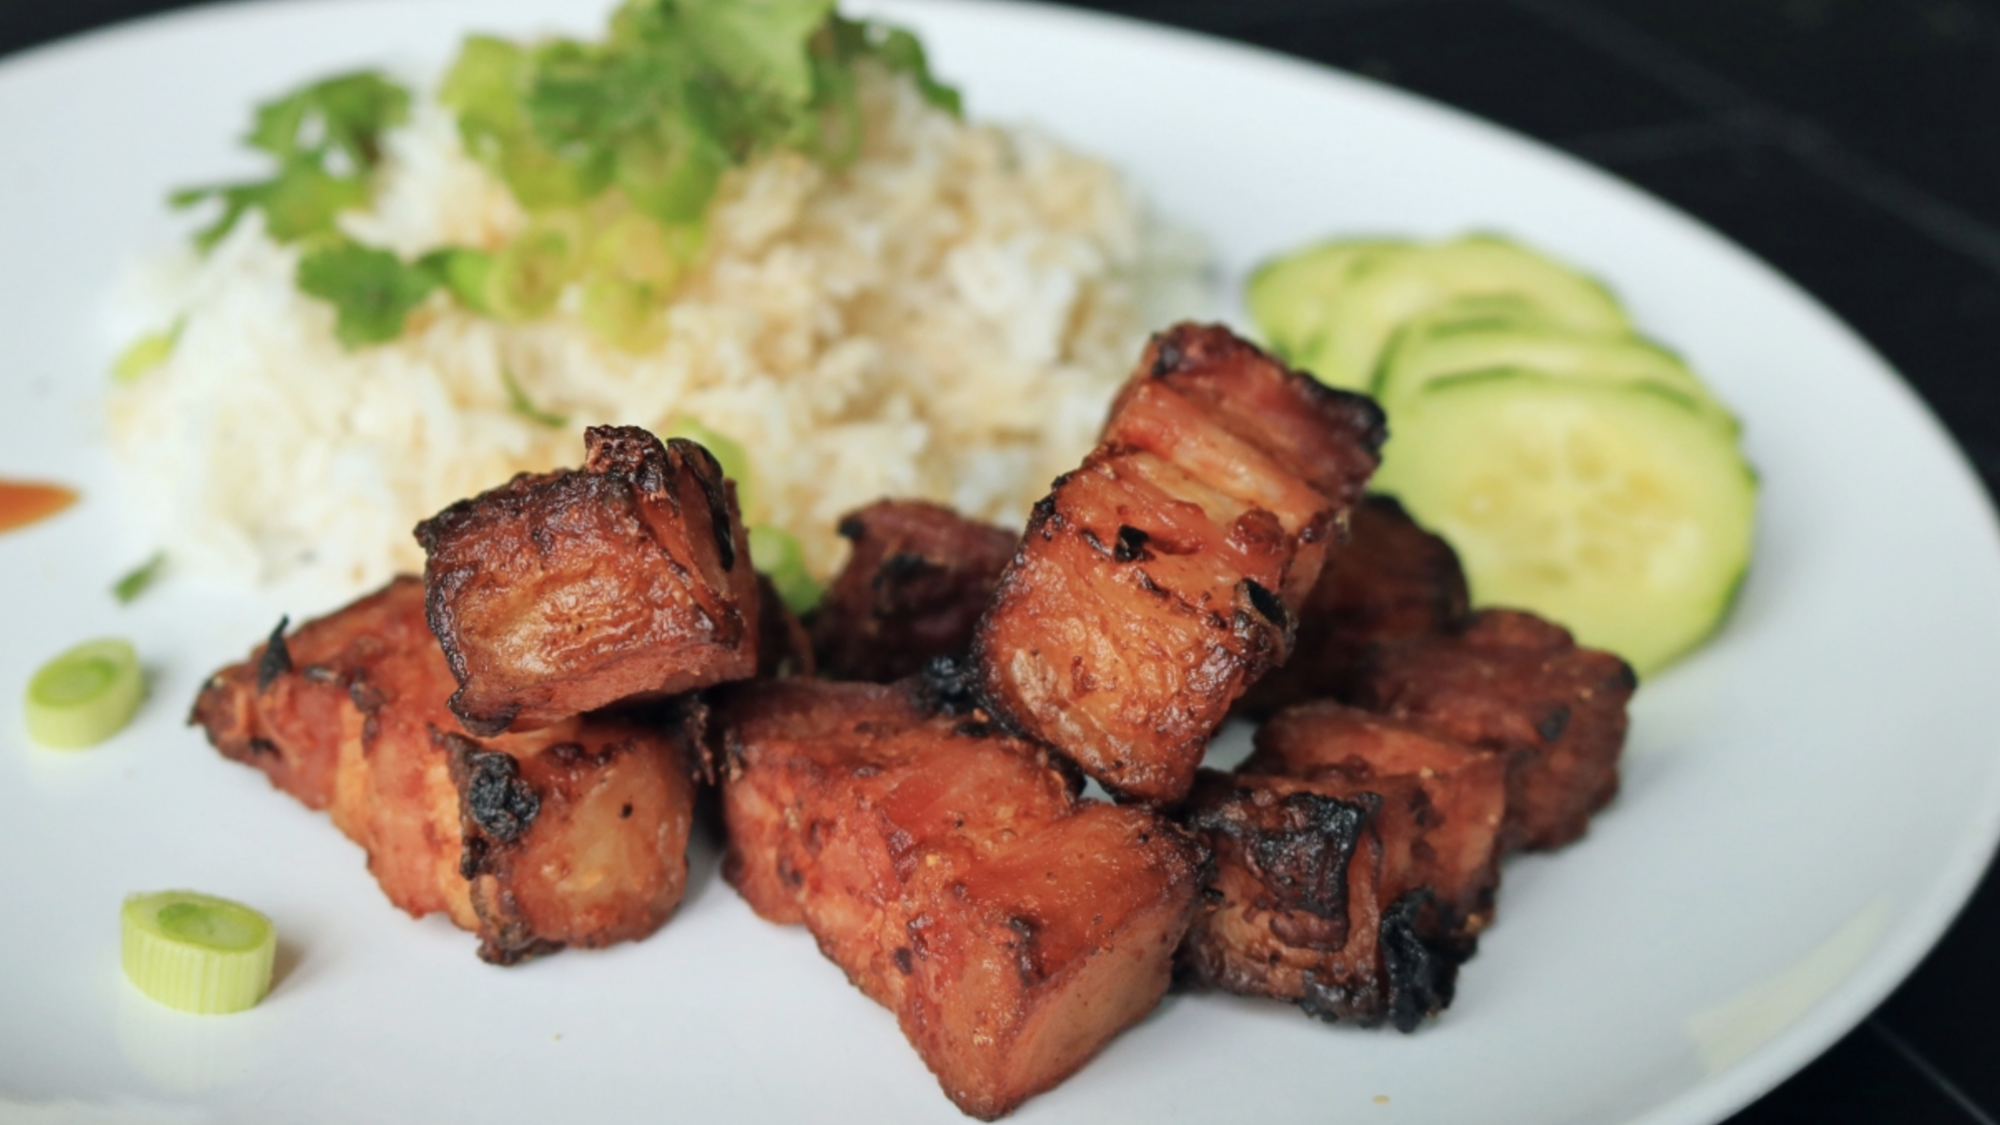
[416,425,759,736]
[810,500,1017,683]
[716,678,1203,1120]
[191,578,698,963]
[1179,769,1466,1031]
[974,324,1384,804]
[756,574,816,681]
[1239,494,1469,716]
[1244,701,1507,937]
[1347,609,1635,851]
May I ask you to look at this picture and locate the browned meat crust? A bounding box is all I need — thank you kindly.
[809,499,1017,683]
[974,324,1384,805]
[1244,701,1507,937]
[1239,494,1470,716]
[1178,768,1469,1032]
[715,677,1204,1120]
[1346,609,1636,851]
[417,425,760,736]
[190,577,698,963]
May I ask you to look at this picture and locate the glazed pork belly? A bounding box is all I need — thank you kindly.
[1177,702,1508,1031]
[1238,494,1470,717]
[1346,609,1636,851]
[1243,702,1507,940]
[1180,770,1460,1031]
[716,677,1204,1120]
[192,577,699,964]
[974,324,1385,804]
[417,425,759,737]
[810,499,1017,683]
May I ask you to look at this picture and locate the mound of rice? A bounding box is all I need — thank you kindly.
[107,65,1206,596]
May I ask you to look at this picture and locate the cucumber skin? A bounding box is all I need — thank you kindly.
[1376,372,1756,675]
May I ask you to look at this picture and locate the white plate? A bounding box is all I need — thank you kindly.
[4,2,2000,1123]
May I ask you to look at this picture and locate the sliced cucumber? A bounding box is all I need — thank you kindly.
[1376,322,1738,431]
[1245,239,1402,364]
[1296,235,1630,391]
[1375,371,1756,675]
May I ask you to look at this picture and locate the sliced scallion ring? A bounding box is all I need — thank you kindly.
[24,638,144,749]
[121,891,276,1015]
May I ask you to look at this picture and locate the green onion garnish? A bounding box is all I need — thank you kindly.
[500,367,569,429]
[111,319,185,383]
[121,891,276,1015]
[749,524,822,615]
[24,638,145,750]
[112,552,167,604]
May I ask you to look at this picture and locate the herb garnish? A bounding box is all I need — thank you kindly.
[173,1,960,351]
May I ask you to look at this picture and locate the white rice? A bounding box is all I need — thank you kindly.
[106,65,1208,597]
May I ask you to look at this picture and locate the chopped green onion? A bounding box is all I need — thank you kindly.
[500,367,569,428]
[749,525,822,615]
[112,552,167,604]
[486,221,581,321]
[665,416,755,514]
[423,247,497,314]
[112,319,185,383]
[121,891,276,1015]
[580,277,666,353]
[24,638,145,749]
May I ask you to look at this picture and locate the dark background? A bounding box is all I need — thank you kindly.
[8,1,1998,1121]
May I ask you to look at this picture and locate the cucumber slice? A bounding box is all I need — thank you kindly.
[1376,322,1738,431]
[1375,371,1756,675]
[1245,239,1402,362]
[1297,235,1630,391]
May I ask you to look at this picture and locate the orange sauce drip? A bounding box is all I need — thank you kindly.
[0,480,78,534]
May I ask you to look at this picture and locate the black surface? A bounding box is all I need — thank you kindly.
[7,1,1999,1122]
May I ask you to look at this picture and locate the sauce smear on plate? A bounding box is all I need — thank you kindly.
[0,480,77,533]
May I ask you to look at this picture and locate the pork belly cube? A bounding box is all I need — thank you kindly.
[1179,769,1466,1031]
[810,500,1017,683]
[1245,701,1507,938]
[716,678,1203,1120]
[192,577,699,963]
[191,576,427,809]
[445,713,699,964]
[1348,609,1635,851]
[417,425,759,736]
[975,324,1383,804]
[1239,494,1469,716]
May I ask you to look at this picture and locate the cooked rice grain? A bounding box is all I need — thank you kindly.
[107,67,1205,594]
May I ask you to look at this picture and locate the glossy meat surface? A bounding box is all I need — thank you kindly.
[1245,701,1507,936]
[1240,494,1470,716]
[810,500,1017,682]
[1179,769,1466,1031]
[1347,609,1635,851]
[975,324,1384,804]
[417,425,759,736]
[716,678,1203,1119]
[191,577,698,963]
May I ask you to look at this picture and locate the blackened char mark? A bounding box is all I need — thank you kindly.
[1193,789,1373,926]
[668,436,738,573]
[1113,525,1152,563]
[1380,890,1458,1033]
[255,616,292,693]
[914,655,982,716]
[447,735,541,844]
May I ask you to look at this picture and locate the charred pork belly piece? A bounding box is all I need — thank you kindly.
[417,425,759,736]
[1238,494,1470,716]
[1178,768,1467,1032]
[810,500,1017,683]
[716,677,1203,1120]
[974,323,1384,804]
[192,578,699,964]
[1243,702,1508,939]
[1347,609,1636,851]
[756,574,816,681]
